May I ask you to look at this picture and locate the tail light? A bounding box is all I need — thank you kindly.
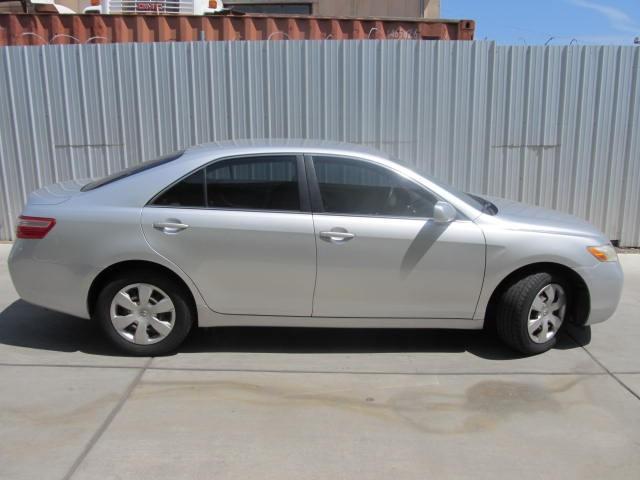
[90,0,100,5]
[209,0,218,8]
[16,216,56,239]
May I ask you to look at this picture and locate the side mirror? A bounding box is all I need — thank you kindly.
[433,201,456,224]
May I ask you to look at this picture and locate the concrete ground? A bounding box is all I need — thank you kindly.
[0,243,639,480]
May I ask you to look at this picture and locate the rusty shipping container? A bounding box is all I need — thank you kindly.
[0,13,475,46]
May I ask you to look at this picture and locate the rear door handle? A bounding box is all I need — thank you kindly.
[319,230,355,242]
[153,221,189,234]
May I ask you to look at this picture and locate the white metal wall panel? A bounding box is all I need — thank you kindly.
[0,41,639,245]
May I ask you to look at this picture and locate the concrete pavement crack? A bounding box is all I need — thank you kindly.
[565,329,640,402]
[61,357,152,480]
[0,362,610,376]
[0,362,141,370]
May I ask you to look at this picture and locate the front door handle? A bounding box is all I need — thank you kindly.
[319,230,355,242]
[153,220,189,234]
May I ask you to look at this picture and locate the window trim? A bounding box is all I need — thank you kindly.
[147,153,311,214]
[304,153,458,221]
[81,150,185,192]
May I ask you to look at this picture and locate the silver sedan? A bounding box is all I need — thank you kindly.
[8,140,623,356]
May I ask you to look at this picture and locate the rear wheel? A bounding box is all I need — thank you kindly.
[496,272,568,355]
[95,271,194,356]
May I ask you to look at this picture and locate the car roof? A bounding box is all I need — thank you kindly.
[186,139,390,159]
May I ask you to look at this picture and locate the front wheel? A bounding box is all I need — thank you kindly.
[496,272,569,355]
[95,271,194,356]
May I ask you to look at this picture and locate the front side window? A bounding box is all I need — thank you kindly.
[313,156,438,218]
[153,155,300,212]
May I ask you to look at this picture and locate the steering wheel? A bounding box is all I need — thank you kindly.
[404,196,430,216]
[383,186,396,213]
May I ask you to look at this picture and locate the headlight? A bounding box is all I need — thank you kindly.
[587,244,618,262]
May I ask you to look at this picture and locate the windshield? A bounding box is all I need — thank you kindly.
[423,174,498,214]
[81,150,185,192]
[466,193,498,215]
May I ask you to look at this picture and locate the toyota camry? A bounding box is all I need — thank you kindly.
[8,140,623,356]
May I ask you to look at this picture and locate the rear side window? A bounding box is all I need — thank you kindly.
[152,155,300,211]
[153,169,205,207]
[206,156,299,211]
[81,150,185,192]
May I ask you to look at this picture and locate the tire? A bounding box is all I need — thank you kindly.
[496,272,569,355]
[94,270,194,356]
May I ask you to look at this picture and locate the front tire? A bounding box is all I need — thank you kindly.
[95,270,194,356]
[496,272,569,355]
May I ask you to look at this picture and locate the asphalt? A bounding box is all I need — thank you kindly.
[0,243,639,480]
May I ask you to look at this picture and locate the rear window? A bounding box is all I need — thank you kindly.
[81,151,185,192]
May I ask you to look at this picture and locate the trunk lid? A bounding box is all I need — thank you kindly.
[27,179,92,205]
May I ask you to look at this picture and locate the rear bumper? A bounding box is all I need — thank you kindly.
[8,240,92,319]
[575,260,624,325]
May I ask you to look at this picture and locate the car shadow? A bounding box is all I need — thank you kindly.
[0,299,590,359]
[0,300,124,356]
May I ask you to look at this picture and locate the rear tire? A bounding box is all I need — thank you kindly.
[95,270,194,356]
[496,272,569,355]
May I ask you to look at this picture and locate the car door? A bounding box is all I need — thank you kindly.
[141,154,317,316]
[307,155,485,319]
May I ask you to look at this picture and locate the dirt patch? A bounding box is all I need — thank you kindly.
[616,247,640,254]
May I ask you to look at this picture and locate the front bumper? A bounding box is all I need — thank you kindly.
[575,259,624,325]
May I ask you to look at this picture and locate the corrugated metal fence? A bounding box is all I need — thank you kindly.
[1,41,639,244]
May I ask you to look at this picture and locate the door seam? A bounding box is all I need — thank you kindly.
[471,223,489,320]
[309,215,319,317]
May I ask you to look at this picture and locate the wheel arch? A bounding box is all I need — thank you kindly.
[87,260,199,320]
[484,262,591,329]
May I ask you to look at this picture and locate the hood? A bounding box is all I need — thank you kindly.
[485,196,608,241]
[27,179,93,205]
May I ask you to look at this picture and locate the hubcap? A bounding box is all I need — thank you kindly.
[527,283,567,344]
[109,283,176,345]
